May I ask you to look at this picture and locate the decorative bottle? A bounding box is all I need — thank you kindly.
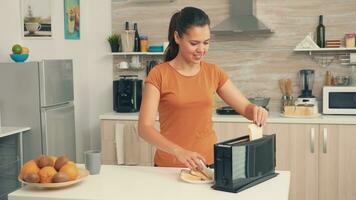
[316,15,326,48]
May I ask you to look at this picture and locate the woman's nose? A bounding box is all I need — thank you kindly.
[196,45,204,53]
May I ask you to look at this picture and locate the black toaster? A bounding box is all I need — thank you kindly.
[212,134,278,193]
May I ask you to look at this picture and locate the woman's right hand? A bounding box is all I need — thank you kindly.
[173,148,206,170]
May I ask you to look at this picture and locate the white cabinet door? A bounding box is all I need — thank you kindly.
[265,123,318,200]
[289,124,319,200]
[263,123,290,170]
[318,125,356,200]
[213,122,249,142]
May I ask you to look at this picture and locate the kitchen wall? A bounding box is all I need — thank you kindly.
[112,0,355,112]
[0,0,113,162]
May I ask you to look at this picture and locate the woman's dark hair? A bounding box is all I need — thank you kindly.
[164,7,210,62]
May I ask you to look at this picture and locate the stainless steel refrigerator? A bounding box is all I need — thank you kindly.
[0,59,76,162]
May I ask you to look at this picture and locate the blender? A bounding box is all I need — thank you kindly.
[295,69,319,114]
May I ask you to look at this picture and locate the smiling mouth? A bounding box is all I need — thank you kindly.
[193,54,203,59]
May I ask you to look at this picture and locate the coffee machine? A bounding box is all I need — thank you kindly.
[295,69,318,114]
[113,75,142,112]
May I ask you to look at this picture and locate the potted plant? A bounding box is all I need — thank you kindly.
[107,34,121,52]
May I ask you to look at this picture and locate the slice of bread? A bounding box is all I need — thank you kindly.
[180,169,208,181]
[190,169,209,180]
[180,171,206,181]
[198,160,214,180]
[248,124,263,141]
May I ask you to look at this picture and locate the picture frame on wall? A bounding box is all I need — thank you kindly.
[64,0,80,40]
[21,0,53,39]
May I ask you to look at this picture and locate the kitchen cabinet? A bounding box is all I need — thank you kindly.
[0,134,20,200]
[213,122,249,142]
[100,119,157,166]
[318,125,356,200]
[265,124,318,200]
[0,127,30,200]
[265,123,356,200]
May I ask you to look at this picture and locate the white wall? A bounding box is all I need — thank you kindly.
[0,0,113,162]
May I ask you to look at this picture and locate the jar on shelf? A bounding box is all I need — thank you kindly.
[345,33,355,48]
[140,35,148,52]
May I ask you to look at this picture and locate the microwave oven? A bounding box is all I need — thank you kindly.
[323,86,356,115]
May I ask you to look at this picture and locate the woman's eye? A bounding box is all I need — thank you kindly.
[190,43,198,46]
[204,42,209,45]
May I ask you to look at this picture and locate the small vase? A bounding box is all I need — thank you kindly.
[110,44,119,52]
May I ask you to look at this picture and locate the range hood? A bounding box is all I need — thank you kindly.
[212,0,272,34]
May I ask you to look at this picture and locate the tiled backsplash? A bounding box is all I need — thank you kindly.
[112,0,356,112]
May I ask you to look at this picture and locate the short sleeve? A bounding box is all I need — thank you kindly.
[214,64,229,90]
[144,67,162,92]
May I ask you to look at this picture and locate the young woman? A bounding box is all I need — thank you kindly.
[138,7,268,170]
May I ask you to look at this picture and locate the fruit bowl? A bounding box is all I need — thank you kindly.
[10,54,29,62]
[18,167,89,188]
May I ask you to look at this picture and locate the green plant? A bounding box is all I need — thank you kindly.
[107,34,121,52]
[107,34,120,45]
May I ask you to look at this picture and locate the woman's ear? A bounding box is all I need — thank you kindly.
[174,31,180,45]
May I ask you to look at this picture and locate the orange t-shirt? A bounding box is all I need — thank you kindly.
[144,61,229,167]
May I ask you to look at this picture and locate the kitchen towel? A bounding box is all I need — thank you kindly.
[115,123,125,165]
[124,123,140,165]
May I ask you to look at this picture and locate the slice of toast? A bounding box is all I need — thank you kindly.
[198,160,214,180]
[180,169,208,181]
[190,169,209,180]
[248,124,263,141]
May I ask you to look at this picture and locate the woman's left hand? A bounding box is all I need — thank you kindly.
[252,106,268,127]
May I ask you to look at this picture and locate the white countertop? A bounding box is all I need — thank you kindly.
[9,165,290,200]
[0,127,30,138]
[99,112,356,125]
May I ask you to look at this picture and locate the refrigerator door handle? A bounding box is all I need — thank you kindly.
[41,109,49,155]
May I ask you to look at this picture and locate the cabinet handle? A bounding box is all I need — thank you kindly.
[323,128,328,154]
[310,128,315,153]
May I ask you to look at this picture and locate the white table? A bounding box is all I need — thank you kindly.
[9,165,290,200]
[0,127,30,166]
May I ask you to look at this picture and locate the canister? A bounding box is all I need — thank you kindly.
[345,33,355,48]
[140,35,148,52]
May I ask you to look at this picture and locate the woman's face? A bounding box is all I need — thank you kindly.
[175,24,210,64]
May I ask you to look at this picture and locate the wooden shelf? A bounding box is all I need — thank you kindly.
[109,52,164,56]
